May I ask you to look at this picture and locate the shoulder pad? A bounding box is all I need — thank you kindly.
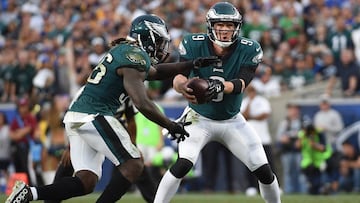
[237,37,263,66]
[112,44,151,72]
[125,47,147,65]
[179,33,208,58]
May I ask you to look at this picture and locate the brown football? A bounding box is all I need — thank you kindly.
[186,78,209,104]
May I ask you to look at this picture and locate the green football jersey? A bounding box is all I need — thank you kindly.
[69,42,151,116]
[178,33,262,120]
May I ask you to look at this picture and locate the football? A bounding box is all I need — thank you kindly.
[186,78,209,104]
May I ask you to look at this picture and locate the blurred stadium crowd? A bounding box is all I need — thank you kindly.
[1,0,360,197]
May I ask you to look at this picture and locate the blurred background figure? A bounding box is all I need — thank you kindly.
[32,54,55,105]
[8,50,36,103]
[0,46,16,103]
[0,112,11,194]
[241,85,275,196]
[352,19,360,64]
[276,104,306,194]
[313,97,344,194]
[313,50,337,82]
[88,37,107,69]
[40,95,69,185]
[326,16,353,64]
[296,123,332,195]
[289,54,315,91]
[9,97,39,186]
[339,140,360,193]
[314,97,344,148]
[325,48,360,97]
[251,64,281,98]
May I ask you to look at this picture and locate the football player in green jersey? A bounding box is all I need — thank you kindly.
[154,2,281,203]
[6,14,219,203]
[44,98,157,203]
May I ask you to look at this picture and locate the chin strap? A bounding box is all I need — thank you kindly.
[211,38,233,48]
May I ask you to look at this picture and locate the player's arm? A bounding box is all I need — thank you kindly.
[173,74,197,103]
[222,41,262,94]
[173,64,257,105]
[121,67,189,142]
[178,63,257,101]
[186,64,257,103]
[147,61,193,80]
[172,55,222,103]
[171,66,258,103]
[222,64,258,94]
[147,56,221,80]
[122,67,172,128]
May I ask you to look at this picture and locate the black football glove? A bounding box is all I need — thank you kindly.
[167,121,191,143]
[193,56,222,69]
[205,79,225,102]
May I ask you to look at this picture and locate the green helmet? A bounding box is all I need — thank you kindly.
[129,14,170,64]
[206,2,243,47]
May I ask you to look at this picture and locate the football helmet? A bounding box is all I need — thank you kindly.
[206,2,243,47]
[129,14,170,64]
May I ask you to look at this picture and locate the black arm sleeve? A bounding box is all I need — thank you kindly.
[238,65,258,86]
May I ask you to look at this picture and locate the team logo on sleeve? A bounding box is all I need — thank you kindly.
[178,42,187,56]
[126,52,147,65]
[252,50,263,64]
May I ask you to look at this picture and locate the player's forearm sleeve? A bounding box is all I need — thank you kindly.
[238,65,257,86]
[151,61,193,80]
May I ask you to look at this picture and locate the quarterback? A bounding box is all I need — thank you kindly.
[154,2,281,203]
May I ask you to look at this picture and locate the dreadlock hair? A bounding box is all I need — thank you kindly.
[110,38,126,47]
[110,37,138,47]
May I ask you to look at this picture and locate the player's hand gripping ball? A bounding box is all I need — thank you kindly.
[186,78,210,104]
[186,78,225,104]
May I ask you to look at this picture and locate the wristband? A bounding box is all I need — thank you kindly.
[230,79,245,94]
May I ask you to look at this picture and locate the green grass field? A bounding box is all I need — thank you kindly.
[1,193,359,203]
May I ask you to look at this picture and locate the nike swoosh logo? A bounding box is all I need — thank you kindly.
[256,47,261,52]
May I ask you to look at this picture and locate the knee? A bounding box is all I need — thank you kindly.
[76,170,98,194]
[170,158,193,178]
[252,164,274,184]
[120,158,144,182]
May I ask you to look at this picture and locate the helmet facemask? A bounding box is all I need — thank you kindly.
[153,35,170,64]
[206,2,242,48]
